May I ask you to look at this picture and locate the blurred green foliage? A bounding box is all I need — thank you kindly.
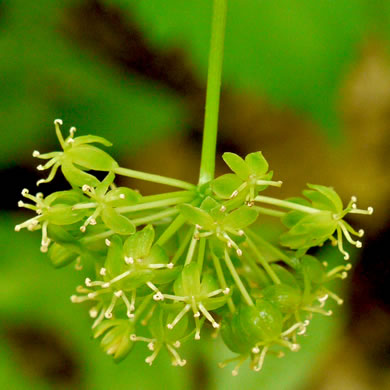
[2,0,390,168]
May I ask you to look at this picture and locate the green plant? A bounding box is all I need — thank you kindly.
[16,0,372,375]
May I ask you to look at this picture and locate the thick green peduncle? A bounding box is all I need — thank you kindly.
[198,0,228,186]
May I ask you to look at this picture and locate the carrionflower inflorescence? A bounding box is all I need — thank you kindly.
[16,119,373,375]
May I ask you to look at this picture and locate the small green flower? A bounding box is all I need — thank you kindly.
[130,306,189,366]
[280,184,373,259]
[93,318,135,362]
[211,152,282,204]
[15,188,88,252]
[162,262,230,339]
[33,119,118,187]
[72,171,140,235]
[179,197,258,256]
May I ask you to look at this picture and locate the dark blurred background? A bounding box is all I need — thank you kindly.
[1,0,390,389]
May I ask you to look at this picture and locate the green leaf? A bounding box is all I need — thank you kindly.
[101,207,136,235]
[145,245,169,265]
[222,152,250,180]
[211,173,242,199]
[66,145,118,171]
[223,206,258,230]
[123,225,155,259]
[178,204,214,230]
[245,151,269,177]
[61,160,99,187]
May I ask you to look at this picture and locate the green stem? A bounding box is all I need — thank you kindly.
[171,228,194,265]
[255,195,318,214]
[245,236,281,284]
[211,250,235,313]
[155,214,186,246]
[116,196,193,214]
[132,208,179,226]
[247,229,295,268]
[197,238,206,273]
[114,167,195,190]
[224,249,254,306]
[139,191,194,204]
[198,0,228,185]
[252,206,286,218]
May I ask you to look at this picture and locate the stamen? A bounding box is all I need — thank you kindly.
[32,150,40,157]
[281,322,304,337]
[109,270,131,285]
[54,119,63,125]
[125,256,134,264]
[119,194,125,199]
[167,304,191,329]
[198,303,219,328]
[92,309,105,329]
[104,293,119,318]
[100,267,107,276]
[166,344,186,367]
[253,346,268,372]
[337,226,350,260]
[105,239,111,247]
[145,344,162,366]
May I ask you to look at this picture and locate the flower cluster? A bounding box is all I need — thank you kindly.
[16,120,372,374]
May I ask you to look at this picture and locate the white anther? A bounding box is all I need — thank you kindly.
[355,241,362,248]
[351,196,357,202]
[100,267,107,276]
[252,346,260,354]
[105,239,111,247]
[102,282,110,288]
[153,292,164,301]
[114,291,123,298]
[54,119,63,125]
[67,138,74,144]
[344,253,350,260]
[124,256,134,264]
[87,292,97,299]
[193,312,200,318]
[80,226,86,233]
[358,229,365,237]
[85,277,92,286]
[130,334,137,341]
[195,224,202,230]
[32,150,40,157]
[236,249,243,256]
[326,310,333,316]
[230,190,239,198]
[291,344,300,352]
[167,324,173,329]
[14,225,21,232]
[232,369,239,376]
[212,322,220,329]
[227,241,232,248]
[37,165,44,171]
[89,218,97,225]
[147,342,155,351]
[70,295,78,303]
[238,230,245,236]
[69,126,76,135]
[119,194,125,199]
[223,288,230,295]
[21,188,29,196]
[17,201,24,207]
[105,312,113,319]
[368,207,374,214]
[89,307,98,318]
[40,245,48,253]
[173,341,181,348]
[167,263,174,269]
[220,205,226,212]
[195,332,200,340]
